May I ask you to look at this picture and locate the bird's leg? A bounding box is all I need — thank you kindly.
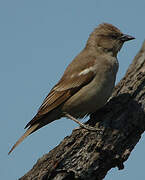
[64,113,101,131]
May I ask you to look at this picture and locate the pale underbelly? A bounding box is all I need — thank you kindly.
[62,76,115,118]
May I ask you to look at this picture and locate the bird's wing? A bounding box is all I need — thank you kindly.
[39,70,95,113]
[9,60,96,154]
[25,57,96,128]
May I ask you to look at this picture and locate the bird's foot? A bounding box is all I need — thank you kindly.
[64,112,103,133]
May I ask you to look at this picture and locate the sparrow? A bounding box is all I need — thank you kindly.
[8,23,135,154]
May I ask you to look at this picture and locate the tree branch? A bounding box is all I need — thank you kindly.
[20,41,145,180]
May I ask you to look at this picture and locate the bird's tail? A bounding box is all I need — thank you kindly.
[8,123,39,155]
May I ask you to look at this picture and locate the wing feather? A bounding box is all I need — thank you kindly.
[25,57,96,128]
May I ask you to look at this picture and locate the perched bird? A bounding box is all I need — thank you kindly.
[8,23,135,154]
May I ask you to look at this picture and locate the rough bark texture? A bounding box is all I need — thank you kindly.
[20,41,145,180]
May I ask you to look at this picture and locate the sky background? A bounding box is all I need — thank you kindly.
[0,0,145,179]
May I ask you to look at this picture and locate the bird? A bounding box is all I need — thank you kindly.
[8,23,135,154]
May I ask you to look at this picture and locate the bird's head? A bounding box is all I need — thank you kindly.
[86,23,135,56]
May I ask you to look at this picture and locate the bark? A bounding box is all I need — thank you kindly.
[20,41,145,180]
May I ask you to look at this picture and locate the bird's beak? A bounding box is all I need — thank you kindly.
[120,34,135,42]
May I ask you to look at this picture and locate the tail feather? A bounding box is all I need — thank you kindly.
[8,123,39,155]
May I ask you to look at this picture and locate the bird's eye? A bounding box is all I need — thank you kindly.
[110,34,117,39]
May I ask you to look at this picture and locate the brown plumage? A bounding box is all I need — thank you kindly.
[8,23,135,154]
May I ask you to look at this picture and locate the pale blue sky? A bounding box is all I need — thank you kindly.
[1,1,145,179]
